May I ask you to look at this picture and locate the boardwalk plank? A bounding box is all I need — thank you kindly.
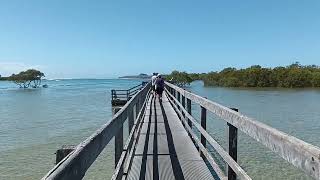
[126,95,215,180]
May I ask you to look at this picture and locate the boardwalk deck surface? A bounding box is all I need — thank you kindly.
[126,94,215,180]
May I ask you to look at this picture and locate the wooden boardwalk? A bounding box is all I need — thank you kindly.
[126,95,214,180]
[42,82,320,180]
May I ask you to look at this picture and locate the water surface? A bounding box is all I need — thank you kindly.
[0,80,319,180]
[0,79,142,180]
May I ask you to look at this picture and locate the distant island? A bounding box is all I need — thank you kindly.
[119,73,151,79]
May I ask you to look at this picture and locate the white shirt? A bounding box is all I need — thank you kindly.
[151,75,157,86]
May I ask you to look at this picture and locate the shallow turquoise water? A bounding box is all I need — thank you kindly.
[0,79,142,180]
[0,80,319,179]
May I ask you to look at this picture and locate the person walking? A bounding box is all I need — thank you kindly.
[151,73,158,96]
[155,74,165,101]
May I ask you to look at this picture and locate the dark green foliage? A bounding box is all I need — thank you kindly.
[0,76,9,80]
[312,72,320,87]
[8,69,45,88]
[166,70,193,87]
[168,63,320,88]
[203,63,320,87]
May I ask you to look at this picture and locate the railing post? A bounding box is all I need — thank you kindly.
[227,108,238,180]
[138,94,142,112]
[127,90,130,100]
[111,90,114,100]
[187,99,192,128]
[128,104,134,133]
[112,90,116,103]
[135,100,139,119]
[200,106,207,148]
[177,92,181,111]
[171,87,174,97]
[181,95,186,128]
[182,95,185,115]
[114,108,124,169]
[55,145,75,164]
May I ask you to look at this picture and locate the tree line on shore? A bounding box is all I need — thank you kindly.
[166,62,320,88]
[0,69,45,88]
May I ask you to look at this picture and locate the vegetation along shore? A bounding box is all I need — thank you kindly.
[166,62,320,88]
[0,69,45,88]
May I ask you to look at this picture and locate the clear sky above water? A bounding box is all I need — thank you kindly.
[0,0,319,78]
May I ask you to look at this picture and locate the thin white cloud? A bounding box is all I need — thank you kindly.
[0,62,44,77]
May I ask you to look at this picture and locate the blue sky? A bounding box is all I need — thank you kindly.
[0,0,319,78]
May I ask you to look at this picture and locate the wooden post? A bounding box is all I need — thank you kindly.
[115,129,123,168]
[128,105,134,133]
[114,108,123,168]
[126,90,129,100]
[171,87,174,97]
[184,98,192,137]
[182,95,185,107]
[177,92,181,111]
[135,101,139,119]
[111,90,114,100]
[187,99,192,128]
[55,145,75,164]
[227,108,238,180]
[138,96,142,113]
[200,106,207,147]
[182,95,186,115]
